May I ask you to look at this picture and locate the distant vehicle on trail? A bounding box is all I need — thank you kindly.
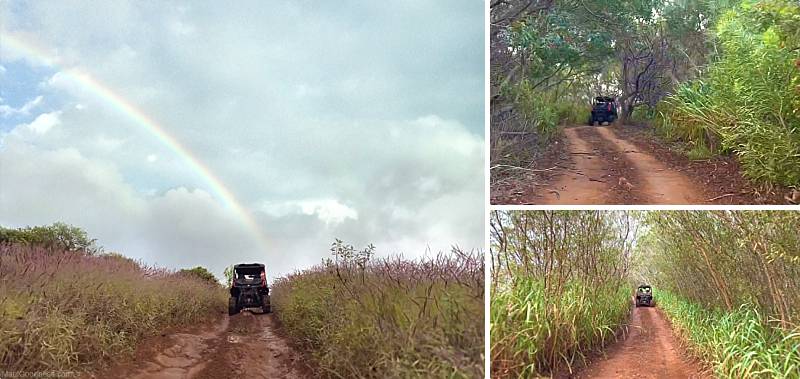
[589,96,618,125]
[229,263,271,315]
[635,284,654,307]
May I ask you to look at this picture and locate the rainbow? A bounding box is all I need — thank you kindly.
[1,32,270,251]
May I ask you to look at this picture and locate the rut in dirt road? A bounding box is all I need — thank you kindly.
[540,126,703,204]
[196,312,305,379]
[576,307,707,379]
[99,312,306,379]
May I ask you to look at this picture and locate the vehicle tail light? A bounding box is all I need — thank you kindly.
[607,103,611,111]
[261,270,266,287]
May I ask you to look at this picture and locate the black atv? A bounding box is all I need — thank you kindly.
[228,263,271,315]
[635,284,654,307]
[588,96,617,125]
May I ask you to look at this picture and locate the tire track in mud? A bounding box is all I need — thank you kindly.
[539,126,644,204]
[575,306,708,379]
[539,127,611,204]
[95,312,306,379]
[539,126,703,204]
[196,312,305,379]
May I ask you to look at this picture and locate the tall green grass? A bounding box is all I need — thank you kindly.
[271,248,484,378]
[0,244,227,370]
[490,278,631,377]
[658,291,800,378]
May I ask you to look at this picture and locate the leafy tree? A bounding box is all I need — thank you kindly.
[0,222,99,253]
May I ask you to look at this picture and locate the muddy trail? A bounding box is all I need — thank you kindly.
[492,124,793,204]
[93,312,307,379]
[575,306,707,379]
[539,126,703,204]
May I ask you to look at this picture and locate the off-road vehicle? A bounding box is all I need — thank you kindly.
[635,284,654,307]
[228,263,271,315]
[588,96,617,125]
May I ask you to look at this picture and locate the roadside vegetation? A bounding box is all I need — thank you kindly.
[639,211,800,378]
[0,224,226,371]
[490,210,800,378]
[271,240,484,378]
[491,0,800,190]
[656,1,800,186]
[490,211,636,376]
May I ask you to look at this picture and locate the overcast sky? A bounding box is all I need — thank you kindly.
[0,1,484,279]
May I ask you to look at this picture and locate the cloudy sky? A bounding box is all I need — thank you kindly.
[0,1,484,279]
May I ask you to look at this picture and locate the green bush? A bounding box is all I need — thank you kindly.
[553,101,590,126]
[504,80,593,143]
[514,81,559,142]
[658,291,800,378]
[629,105,658,126]
[271,242,483,378]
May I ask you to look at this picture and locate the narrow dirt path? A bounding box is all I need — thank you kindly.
[196,312,305,379]
[539,126,704,204]
[96,312,306,379]
[577,307,707,379]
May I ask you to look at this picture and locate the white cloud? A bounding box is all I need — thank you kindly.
[0,95,44,117]
[298,199,358,225]
[0,1,484,278]
[260,198,358,226]
[25,111,61,134]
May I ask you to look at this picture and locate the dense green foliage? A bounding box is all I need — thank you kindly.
[271,241,483,378]
[490,211,636,377]
[658,291,799,378]
[659,1,800,185]
[641,211,799,327]
[0,244,226,370]
[501,81,591,141]
[0,222,99,253]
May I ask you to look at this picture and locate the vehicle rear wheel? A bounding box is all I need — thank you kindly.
[228,296,239,316]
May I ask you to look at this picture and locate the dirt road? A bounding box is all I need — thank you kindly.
[541,126,703,204]
[577,306,707,379]
[96,311,306,379]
